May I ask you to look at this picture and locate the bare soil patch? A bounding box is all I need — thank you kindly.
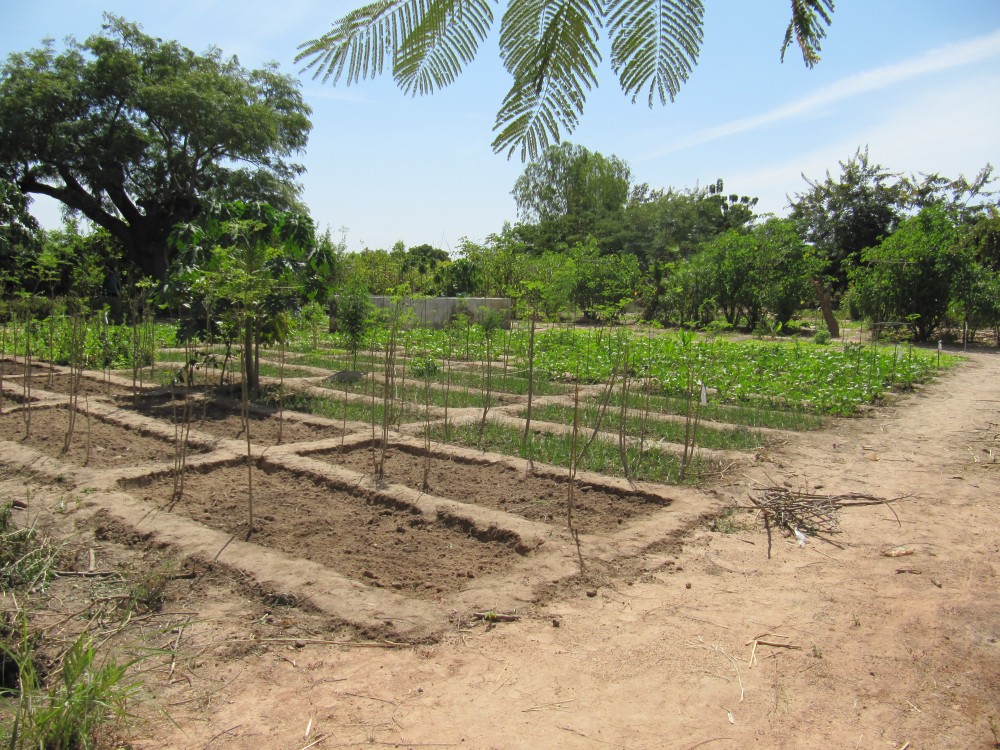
[311,443,667,534]
[113,393,341,445]
[0,360,54,377]
[124,463,524,598]
[19,372,131,398]
[0,405,204,468]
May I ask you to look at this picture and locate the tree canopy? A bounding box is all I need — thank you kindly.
[0,15,312,282]
[297,0,835,160]
[0,177,41,284]
[513,142,631,250]
[789,147,906,291]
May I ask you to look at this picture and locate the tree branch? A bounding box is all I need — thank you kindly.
[20,170,130,245]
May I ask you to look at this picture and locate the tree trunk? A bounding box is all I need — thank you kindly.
[131,238,172,282]
[243,323,259,395]
[812,279,840,338]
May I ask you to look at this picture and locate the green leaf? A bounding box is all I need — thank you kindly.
[607,0,703,107]
[492,0,603,160]
[781,0,834,68]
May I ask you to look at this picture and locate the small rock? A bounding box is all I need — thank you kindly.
[685,582,692,589]
[466,571,475,579]
[391,582,403,590]
[552,618,561,627]
[586,589,597,598]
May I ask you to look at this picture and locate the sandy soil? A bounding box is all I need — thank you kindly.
[1,350,998,749]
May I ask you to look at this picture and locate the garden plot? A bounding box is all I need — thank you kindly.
[113,392,342,446]
[0,359,55,377]
[0,404,209,468]
[305,440,670,535]
[9,372,131,398]
[316,372,526,409]
[122,462,526,598]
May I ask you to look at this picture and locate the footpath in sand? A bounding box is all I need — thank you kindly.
[123,349,998,750]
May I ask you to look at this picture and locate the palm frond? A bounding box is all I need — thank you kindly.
[607,0,703,107]
[296,0,400,84]
[296,0,493,92]
[492,0,604,160]
[781,0,834,67]
[393,0,495,95]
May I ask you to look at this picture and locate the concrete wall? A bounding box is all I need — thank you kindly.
[331,296,512,331]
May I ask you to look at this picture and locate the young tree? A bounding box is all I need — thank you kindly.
[335,276,373,368]
[849,206,971,341]
[513,143,631,251]
[0,16,312,281]
[789,148,907,291]
[168,202,327,393]
[689,218,819,330]
[298,0,834,159]
[568,240,641,322]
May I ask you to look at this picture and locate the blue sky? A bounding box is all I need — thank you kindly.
[4,1,1000,254]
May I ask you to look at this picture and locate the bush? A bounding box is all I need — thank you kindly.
[409,355,440,378]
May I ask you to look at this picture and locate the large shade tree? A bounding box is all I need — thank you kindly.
[789,147,907,291]
[848,205,969,342]
[298,0,834,159]
[0,16,312,282]
[513,142,631,251]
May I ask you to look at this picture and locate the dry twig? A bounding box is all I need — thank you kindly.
[746,484,909,557]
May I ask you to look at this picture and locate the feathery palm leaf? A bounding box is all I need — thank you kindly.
[493,0,603,159]
[295,0,493,93]
[394,0,495,94]
[298,0,835,160]
[782,0,835,67]
[607,0,703,107]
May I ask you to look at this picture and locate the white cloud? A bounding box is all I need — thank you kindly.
[640,28,1000,160]
[723,70,1000,216]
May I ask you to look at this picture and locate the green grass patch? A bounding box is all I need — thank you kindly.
[318,378,503,409]
[261,389,426,425]
[286,350,381,370]
[431,420,712,485]
[607,391,823,431]
[427,367,569,396]
[525,402,766,450]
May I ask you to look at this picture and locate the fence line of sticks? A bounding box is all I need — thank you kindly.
[743,484,908,558]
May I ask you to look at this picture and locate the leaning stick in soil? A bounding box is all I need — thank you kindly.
[422,344,432,491]
[522,699,574,712]
[579,331,618,465]
[568,354,584,573]
[472,611,521,622]
[618,334,631,483]
[245,637,408,648]
[84,395,91,466]
[277,336,285,445]
[520,307,538,468]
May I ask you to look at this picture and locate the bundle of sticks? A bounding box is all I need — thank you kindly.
[747,484,905,557]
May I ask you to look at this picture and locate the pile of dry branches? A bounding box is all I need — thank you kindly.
[747,484,905,558]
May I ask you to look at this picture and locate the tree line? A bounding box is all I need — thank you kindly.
[2,16,998,346]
